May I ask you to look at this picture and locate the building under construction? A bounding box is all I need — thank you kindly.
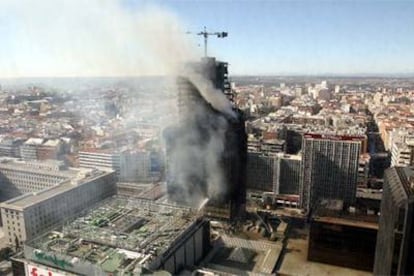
[12,196,210,275]
[165,57,247,219]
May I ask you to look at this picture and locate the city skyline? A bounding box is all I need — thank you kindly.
[1,22,414,273]
[1,0,414,77]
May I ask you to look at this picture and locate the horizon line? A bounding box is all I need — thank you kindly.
[1,72,414,80]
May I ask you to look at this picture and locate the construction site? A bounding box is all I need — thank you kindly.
[17,196,210,275]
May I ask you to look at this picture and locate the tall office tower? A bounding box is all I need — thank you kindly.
[278,153,301,195]
[374,166,414,276]
[246,152,278,192]
[165,57,246,219]
[246,152,301,195]
[300,133,364,212]
[177,57,234,121]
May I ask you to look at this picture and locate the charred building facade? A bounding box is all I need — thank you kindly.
[164,57,247,219]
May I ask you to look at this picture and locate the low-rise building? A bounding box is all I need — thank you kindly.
[12,196,210,275]
[0,137,24,158]
[391,138,414,167]
[0,159,72,199]
[308,200,378,271]
[0,169,115,246]
[20,138,44,161]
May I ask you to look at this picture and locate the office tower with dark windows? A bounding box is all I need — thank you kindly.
[246,152,277,192]
[246,152,301,195]
[374,166,414,276]
[278,154,301,195]
[300,133,365,212]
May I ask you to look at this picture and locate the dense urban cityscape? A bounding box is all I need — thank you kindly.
[1,1,414,275]
[0,65,413,275]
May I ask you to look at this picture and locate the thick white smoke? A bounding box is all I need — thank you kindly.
[187,72,236,119]
[166,102,232,208]
[1,0,236,209]
[0,0,197,77]
[204,115,228,198]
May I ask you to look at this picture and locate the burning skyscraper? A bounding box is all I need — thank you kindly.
[164,57,247,219]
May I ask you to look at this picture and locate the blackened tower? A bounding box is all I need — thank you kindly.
[165,57,246,219]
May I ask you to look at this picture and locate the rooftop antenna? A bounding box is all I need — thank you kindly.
[187,27,228,57]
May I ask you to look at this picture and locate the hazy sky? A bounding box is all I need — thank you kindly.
[1,0,413,77]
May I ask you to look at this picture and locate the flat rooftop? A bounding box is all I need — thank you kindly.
[200,235,283,275]
[0,158,76,178]
[27,196,200,274]
[313,216,378,230]
[1,169,112,209]
[312,208,379,230]
[261,139,285,145]
[278,227,372,276]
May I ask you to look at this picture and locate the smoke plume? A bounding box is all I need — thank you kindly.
[1,0,236,209]
[165,95,232,208]
[0,0,197,77]
[186,72,236,119]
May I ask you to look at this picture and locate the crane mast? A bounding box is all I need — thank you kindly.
[190,26,228,57]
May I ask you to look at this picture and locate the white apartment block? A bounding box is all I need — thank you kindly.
[80,149,154,183]
[79,150,121,178]
[20,138,44,160]
[0,159,75,199]
[0,169,115,247]
[391,139,414,167]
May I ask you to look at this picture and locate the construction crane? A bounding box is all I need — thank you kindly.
[187,26,228,57]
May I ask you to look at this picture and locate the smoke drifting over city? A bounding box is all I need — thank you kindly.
[0,0,238,207]
[0,0,197,77]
